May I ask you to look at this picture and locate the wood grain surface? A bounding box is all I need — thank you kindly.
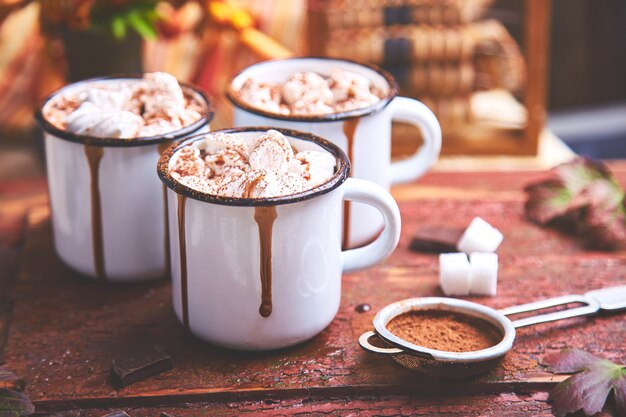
[1,164,625,416]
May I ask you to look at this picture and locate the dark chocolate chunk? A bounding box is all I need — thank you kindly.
[102,412,130,417]
[111,343,172,389]
[409,226,464,253]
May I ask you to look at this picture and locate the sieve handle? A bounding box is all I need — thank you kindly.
[500,294,601,329]
[359,331,404,355]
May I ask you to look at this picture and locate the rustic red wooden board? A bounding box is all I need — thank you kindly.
[36,392,568,416]
[2,165,626,414]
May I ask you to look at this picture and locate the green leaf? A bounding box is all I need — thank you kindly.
[127,10,158,40]
[145,8,161,22]
[542,348,626,417]
[111,16,127,40]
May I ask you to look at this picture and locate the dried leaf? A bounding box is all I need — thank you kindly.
[0,368,33,417]
[543,349,602,373]
[524,179,573,224]
[542,349,626,417]
[0,389,34,417]
[524,157,626,250]
[555,158,613,194]
[578,182,626,250]
[0,370,24,393]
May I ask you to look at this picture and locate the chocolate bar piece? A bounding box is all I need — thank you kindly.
[410,226,464,253]
[111,343,172,389]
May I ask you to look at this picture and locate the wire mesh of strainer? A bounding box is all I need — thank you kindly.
[385,352,505,378]
[359,297,516,378]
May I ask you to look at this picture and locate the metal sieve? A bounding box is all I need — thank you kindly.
[359,285,626,377]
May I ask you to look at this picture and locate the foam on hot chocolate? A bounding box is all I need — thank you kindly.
[44,72,204,138]
[170,130,336,198]
[237,69,381,116]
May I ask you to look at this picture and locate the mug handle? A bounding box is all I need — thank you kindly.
[342,178,401,273]
[388,97,442,184]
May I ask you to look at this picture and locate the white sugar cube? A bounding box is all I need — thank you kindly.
[439,253,471,296]
[469,253,498,296]
[457,217,503,254]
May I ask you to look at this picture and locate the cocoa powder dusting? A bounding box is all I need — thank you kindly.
[387,310,502,353]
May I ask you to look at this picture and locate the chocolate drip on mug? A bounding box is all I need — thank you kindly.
[342,118,359,250]
[84,145,106,280]
[177,194,189,329]
[161,186,171,278]
[254,206,277,317]
[158,142,172,278]
[244,174,265,198]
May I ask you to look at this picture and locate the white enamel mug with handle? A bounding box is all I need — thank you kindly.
[158,127,401,350]
[36,76,213,282]
[227,57,441,248]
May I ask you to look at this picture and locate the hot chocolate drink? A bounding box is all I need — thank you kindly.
[43,72,205,138]
[169,129,337,198]
[236,69,382,116]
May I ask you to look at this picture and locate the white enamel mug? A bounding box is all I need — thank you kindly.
[36,76,213,282]
[227,57,441,248]
[158,127,401,350]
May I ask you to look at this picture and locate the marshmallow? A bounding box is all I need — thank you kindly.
[281,72,333,106]
[295,150,337,187]
[248,129,294,173]
[177,175,218,195]
[333,96,379,113]
[291,99,334,115]
[170,145,209,179]
[327,69,380,111]
[83,85,133,110]
[204,148,248,176]
[65,102,144,138]
[202,132,249,158]
[328,69,371,102]
[142,93,185,125]
[48,72,203,138]
[136,72,191,129]
[142,72,185,109]
[469,253,498,296]
[236,68,381,116]
[217,170,270,198]
[457,217,503,254]
[439,253,471,296]
[138,118,182,138]
[272,171,309,196]
[238,79,288,115]
[170,130,337,198]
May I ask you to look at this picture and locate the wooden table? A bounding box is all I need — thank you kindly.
[1,164,625,416]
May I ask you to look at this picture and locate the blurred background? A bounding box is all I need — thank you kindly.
[0,0,624,179]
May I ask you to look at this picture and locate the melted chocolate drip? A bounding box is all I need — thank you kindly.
[158,142,171,278]
[85,145,106,280]
[342,118,359,250]
[254,206,277,317]
[244,173,266,199]
[177,194,189,329]
[162,186,171,278]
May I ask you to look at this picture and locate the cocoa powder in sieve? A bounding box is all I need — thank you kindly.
[386,310,502,352]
